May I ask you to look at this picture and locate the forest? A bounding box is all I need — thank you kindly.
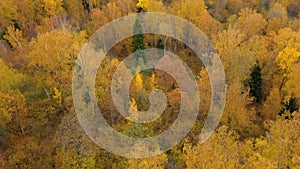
[0,0,300,168]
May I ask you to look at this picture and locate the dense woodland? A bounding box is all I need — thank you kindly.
[0,0,300,168]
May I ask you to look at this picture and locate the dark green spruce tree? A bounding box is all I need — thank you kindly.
[248,64,264,104]
[132,17,146,71]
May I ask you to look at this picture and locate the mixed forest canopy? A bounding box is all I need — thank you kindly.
[0,0,300,168]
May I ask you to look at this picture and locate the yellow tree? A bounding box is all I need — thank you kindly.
[248,115,300,168]
[24,30,87,104]
[150,72,157,90]
[55,148,97,169]
[137,0,164,12]
[14,0,36,37]
[63,0,86,28]
[197,68,211,117]
[115,0,136,15]
[226,0,243,15]
[95,58,123,125]
[19,31,88,164]
[104,1,123,21]
[137,0,150,11]
[0,0,17,28]
[0,59,24,130]
[41,0,58,16]
[276,47,300,76]
[275,47,300,91]
[0,59,42,168]
[213,0,229,21]
[3,25,25,51]
[266,3,288,33]
[133,67,144,92]
[213,27,266,84]
[237,8,267,37]
[221,82,263,138]
[4,30,90,168]
[184,126,241,168]
[243,148,277,169]
[263,88,282,120]
[53,112,98,169]
[273,28,300,52]
[147,0,165,12]
[170,0,220,37]
[281,66,300,101]
[129,98,139,122]
[128,153,168,169]
[90,8,109,34]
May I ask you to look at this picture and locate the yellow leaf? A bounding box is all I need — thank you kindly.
[137,0,150,10]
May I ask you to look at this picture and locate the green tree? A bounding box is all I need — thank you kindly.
[248,64,264,104]
[132,17,146,70]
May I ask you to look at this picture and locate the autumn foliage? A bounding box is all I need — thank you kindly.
[0,0,300,168]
